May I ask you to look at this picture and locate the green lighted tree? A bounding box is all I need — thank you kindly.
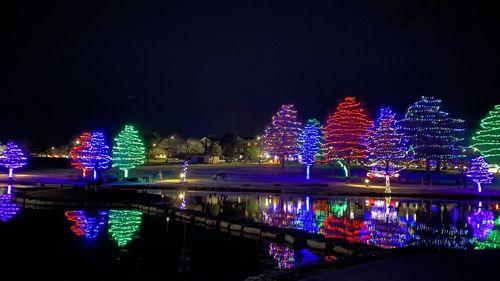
[112,125,145,178]
[108,209,142,247]
[471,105,500,165]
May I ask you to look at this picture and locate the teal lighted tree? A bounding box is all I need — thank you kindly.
[108,209,142,247]
[112,125,145,178]
[399,96,464,171]
[471,104,500,165]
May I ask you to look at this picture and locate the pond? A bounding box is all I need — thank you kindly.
[2,188,500,280]
[0,188,326,280]
[152,190,500,250]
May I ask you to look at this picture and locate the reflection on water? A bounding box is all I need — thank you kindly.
[268,243,294,269]
[0,186,20,222]
[108,210,143,247]
[268,242,322,269]
[65,210,109,240]
[65,209,143,247]
[168,192,500,250]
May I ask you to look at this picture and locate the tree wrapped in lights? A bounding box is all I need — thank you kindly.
[65,210,108,240]
[399,96,464,171]
[0,141,28,179]
[471,104,500,165]
[0,192,20,222]
[108,209,142,247]
[298,119,322,179]
[112,125,145,178]
[70,132,92,177]
[323,97,373,178]
[263,104,302,168]
[367,108,411,193]
[82,131,112,180]
[467,156,494,193]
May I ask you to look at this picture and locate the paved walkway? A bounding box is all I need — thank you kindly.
[301,251,500,281]
[1,164,499,199]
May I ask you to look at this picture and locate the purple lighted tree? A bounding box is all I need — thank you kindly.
[263,104,302,168]
[0,190,21,222]
[467,156,494,193]
[0,141,28,179]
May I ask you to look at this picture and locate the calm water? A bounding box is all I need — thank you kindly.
[154,191,500,250]
[0,189,326,280]
[2,189,500,280]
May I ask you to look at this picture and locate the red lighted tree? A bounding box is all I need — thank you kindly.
[323,97,373,178]
[70,132,92,177]
[263,104,302,168]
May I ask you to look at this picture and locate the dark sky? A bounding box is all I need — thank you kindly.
[2,0,499,147]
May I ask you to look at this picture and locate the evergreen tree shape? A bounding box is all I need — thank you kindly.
[82,131,112,179]
[471,104,500,165]
[0,141,28,179]
[108,210,142,247]
[368,108,410,193]
[70,132,92,177]
[467,156,494,192]
[112,125,145,178]
[399,96,464,170]
[298,119,322,179]
[263,104,302,168]
[323,97,373,177]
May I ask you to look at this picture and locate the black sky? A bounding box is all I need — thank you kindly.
[2,0,500,147]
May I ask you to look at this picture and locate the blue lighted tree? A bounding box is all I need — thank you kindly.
[368,108,411,193]
[82,131,112,180]
[298,119,322,179]
[0,141,28,180]
[467,156,494,193]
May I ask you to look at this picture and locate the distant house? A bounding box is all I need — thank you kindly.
[190,155,221,164]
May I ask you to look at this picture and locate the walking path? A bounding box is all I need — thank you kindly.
[1,164,499,199]
[300,250,500,281]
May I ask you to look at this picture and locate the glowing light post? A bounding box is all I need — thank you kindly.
[367,108,410,194]
[180,161,188,183]
[298,119,322,179]
[112,125,145,178]
[0,141,28,181]
[467,156,493,193]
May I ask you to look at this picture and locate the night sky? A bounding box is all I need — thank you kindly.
[2,0,499,147]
